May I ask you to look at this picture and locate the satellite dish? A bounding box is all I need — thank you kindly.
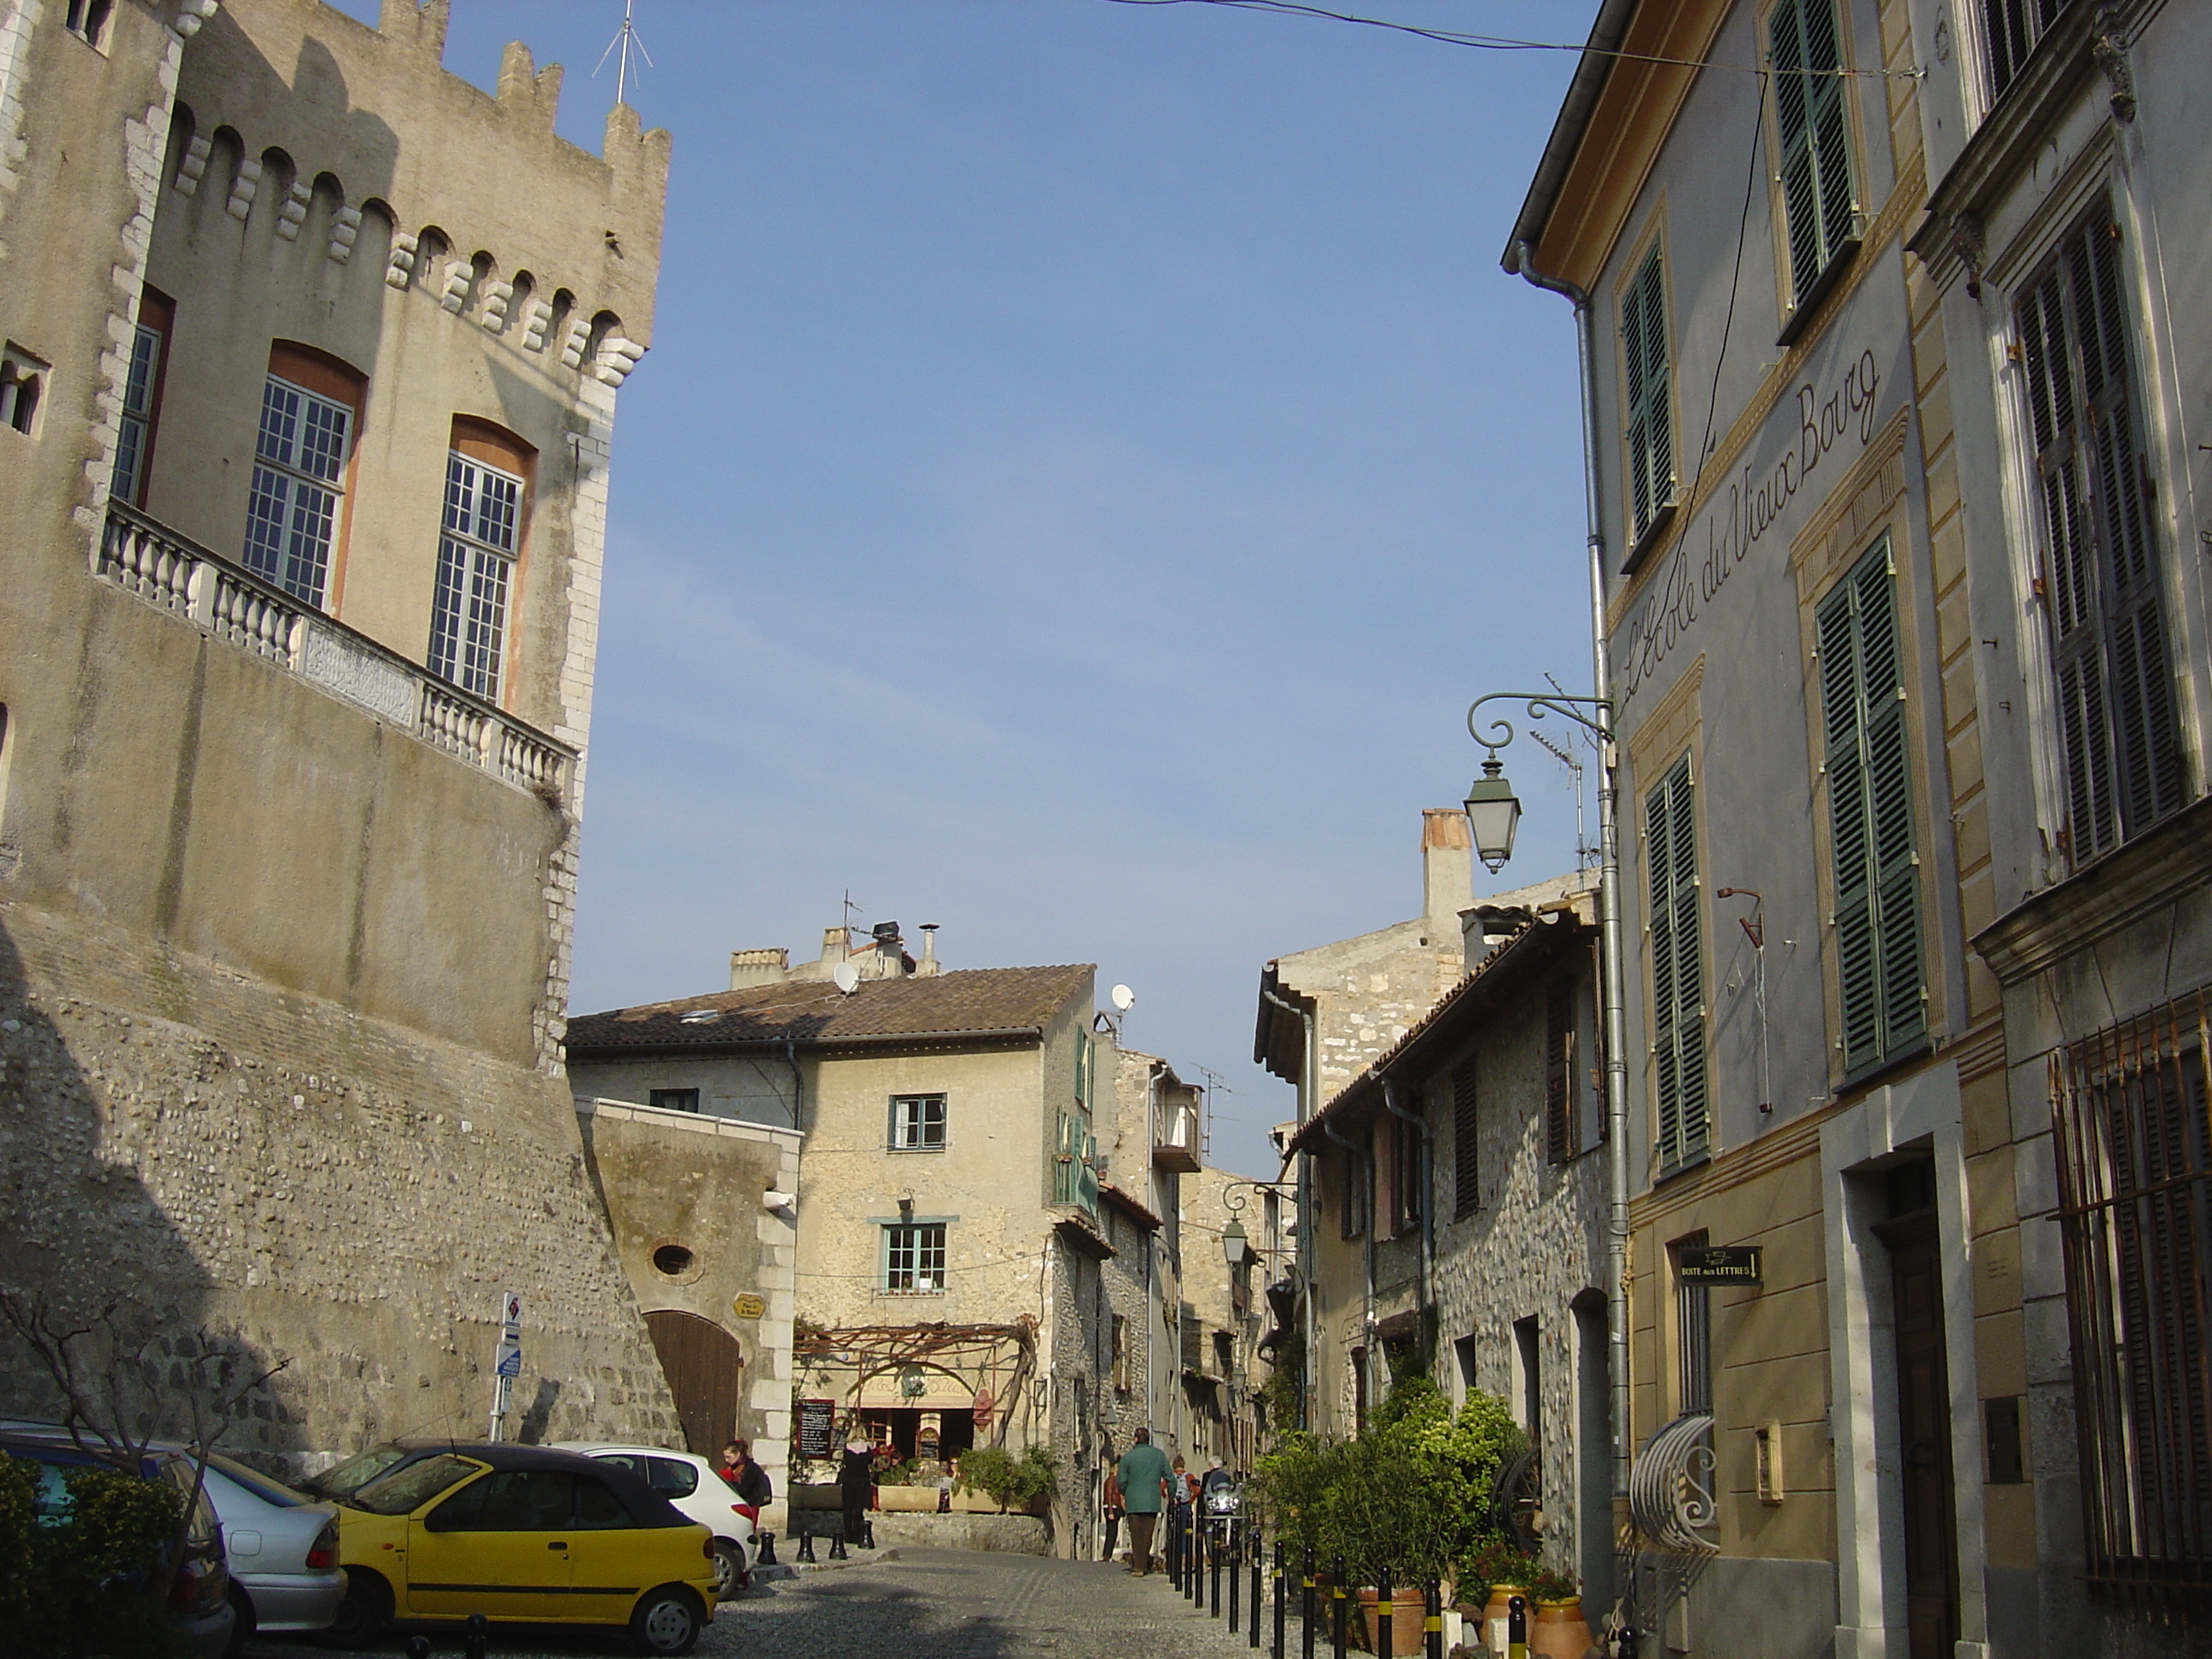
[832,963,860,995]
[1111,984,1135,1013]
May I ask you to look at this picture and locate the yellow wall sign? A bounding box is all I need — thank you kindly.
[730,1293,767,1320]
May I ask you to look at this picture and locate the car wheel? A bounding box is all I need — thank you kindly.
[711,1540,748,1599]
[225,1584,256,1658]
[322,1568,393,1650]
[630,1586,704,1656]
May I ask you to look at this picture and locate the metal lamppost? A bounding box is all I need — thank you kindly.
[1463,690,1632,1499]
[1215,1179,1296,1469]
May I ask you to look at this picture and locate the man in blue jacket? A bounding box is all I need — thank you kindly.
[1114,1428,1173,1575]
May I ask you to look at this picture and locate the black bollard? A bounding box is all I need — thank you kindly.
[405,1640,430,1659]
[1229,1519,1241,1633]
[1377,1564,1393,1659]
[464,1612,488,1659]
[1330,1555,1347,1659]
[758,1530,777,1568]
[1273,1540,1287,1659]
[1211,1522,1223,1619]
[1507,1593,1528,1659]
[1249,1529,1263,1650]
[1424,1577,1442,1659]
[1301,1547,1316,1659]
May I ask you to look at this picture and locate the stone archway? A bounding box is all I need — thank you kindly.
[643,1308,745,1457]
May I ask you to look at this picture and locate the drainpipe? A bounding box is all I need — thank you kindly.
[1510,238,1633,1501]
[1318,1115,1375,1433]
[783,1037,805,1132]
[1262,984,1319,1435]
[1379,1076,1433,1361]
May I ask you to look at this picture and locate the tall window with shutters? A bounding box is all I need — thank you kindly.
[243,358,358,608]
[1647,758,1708,1173]
[1768,0,1858,306]
[1818,536,1925,1075]
[428,430,527,701]
[1620,240,1674,550]
[1978,0,2063,103]
[1452,1060,1480,1218]
[1545,978,1577,1164]
[2016,206,2186,866]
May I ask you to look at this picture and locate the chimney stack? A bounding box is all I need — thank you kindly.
[728,947,789,989]
[1422,807,1474,944]
[917,923,941,977]
[821,925,849,966]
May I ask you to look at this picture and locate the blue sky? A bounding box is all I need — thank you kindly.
[344,1,1593,1178]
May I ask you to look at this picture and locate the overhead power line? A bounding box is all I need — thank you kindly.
[1101,0,1922,79]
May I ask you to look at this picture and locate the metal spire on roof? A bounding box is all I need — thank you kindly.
[595,0,653,107]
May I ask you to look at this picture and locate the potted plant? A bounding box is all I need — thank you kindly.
[952,1444,1058,1516]
[1462,1539,1540,1656]
[1528,1566,1592,1659]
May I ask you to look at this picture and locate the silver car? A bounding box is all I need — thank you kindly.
[189,1451,344,1649]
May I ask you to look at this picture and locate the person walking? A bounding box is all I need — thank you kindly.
[1100,1450,1125,1564]
[1114,1428,1173,1575]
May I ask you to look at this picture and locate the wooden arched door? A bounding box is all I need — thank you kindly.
[643,1309,745,1457]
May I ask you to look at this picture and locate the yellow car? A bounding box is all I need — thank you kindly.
[327,1443,719,1654]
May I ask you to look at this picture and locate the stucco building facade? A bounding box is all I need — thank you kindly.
[1505,2,2210,1655]
[566,936,1120,1557]
[0,0,676,1469]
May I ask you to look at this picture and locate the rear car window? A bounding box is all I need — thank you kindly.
[647,1457,698,1499]
[350,1454,480,1516]
[207,1452,311,1507]
[574,1478,630,1528]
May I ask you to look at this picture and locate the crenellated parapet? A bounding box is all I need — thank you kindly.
[166,0,668,387]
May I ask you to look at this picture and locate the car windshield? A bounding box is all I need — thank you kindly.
[347,1454,481,1516]
[206,1452,311,1507]
[312,1443,412,1500]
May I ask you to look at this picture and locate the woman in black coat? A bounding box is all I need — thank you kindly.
[838,1435,876,1549]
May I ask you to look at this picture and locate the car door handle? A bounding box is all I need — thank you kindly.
[548,1540,568,1550]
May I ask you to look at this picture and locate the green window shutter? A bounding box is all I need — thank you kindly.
[1621,242,1674,544]
[1771,0,1856,300]
[1452,1062,1480,1217]
[2019,208,2184,864]
[1819,537,1924,1074]
[1646,757,1706,1171]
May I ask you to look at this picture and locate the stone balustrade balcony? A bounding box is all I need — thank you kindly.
[97,502,573,805]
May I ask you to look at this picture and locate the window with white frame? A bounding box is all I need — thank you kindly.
[65,0,113,47]
[2015,205,2186,865]
[1769,0,1858,306]
[883,1222,946,1294]
[112,318,166,506]
[1978,0,2064,103]
[1,344,48,437]
[428,450,521,699]
[888,1093,947,1151]
[1620,240,1674,549]
[243,374,351,607]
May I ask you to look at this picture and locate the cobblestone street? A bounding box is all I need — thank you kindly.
[248,1549,1294,1659]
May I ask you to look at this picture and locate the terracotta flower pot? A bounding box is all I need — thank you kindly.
[1355,1587,1427,1656]
[1529,1597,1592,1659]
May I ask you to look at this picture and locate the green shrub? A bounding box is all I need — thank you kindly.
[953,1443,1059,1509]
[12,1460,185,1658]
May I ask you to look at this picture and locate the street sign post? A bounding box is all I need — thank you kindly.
[489,1291,522,1441]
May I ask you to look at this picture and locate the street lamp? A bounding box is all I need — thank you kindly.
[1463,758,1522,874]
[1220,1216,1249,1266]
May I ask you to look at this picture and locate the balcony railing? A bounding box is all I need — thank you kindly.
[99,504,573,804]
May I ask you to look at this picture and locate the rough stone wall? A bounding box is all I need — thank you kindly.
[1423,962,1608,1586]
[0,899,680,1473]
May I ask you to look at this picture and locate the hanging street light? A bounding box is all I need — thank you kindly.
[1220,1215,1249,1267]
[1463,757,1523,874]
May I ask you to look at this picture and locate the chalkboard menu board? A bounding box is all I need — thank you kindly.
[797,1397,836,1460]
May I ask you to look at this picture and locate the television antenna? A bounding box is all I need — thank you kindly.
[596,0,654,106]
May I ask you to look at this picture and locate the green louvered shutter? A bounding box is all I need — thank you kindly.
[1647,757,1707,1171]
[2017,207,2185,865]
[1770,0,1856,301]
[1819,537,1924,1074]
[1621,242,1674,545]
